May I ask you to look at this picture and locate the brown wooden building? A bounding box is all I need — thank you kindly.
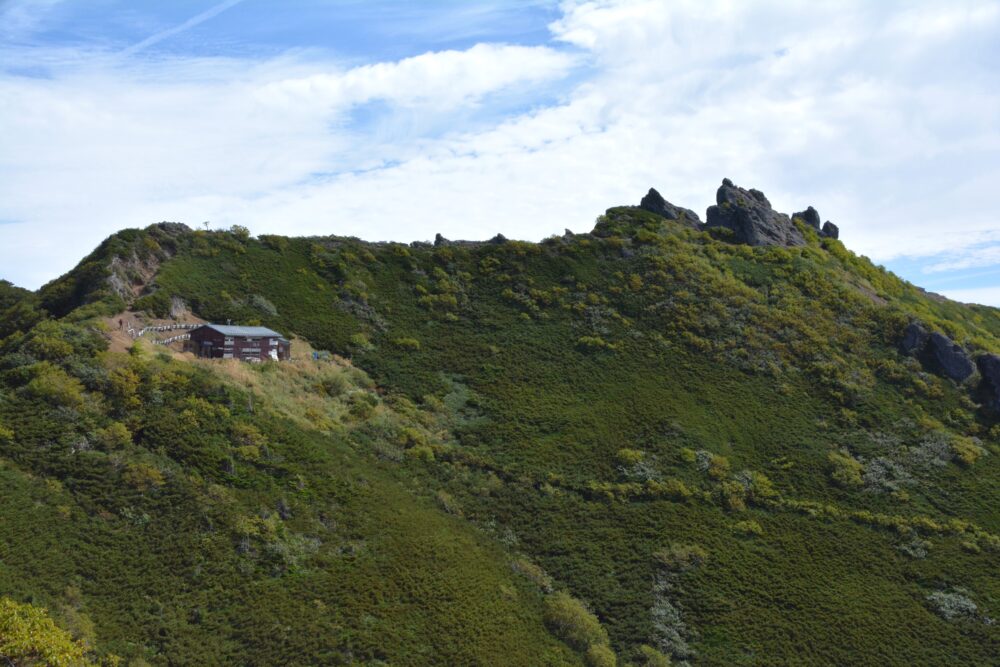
[188,324,290,362]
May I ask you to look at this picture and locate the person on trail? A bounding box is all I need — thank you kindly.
[119,318,123,331]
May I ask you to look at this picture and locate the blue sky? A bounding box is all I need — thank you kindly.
[1,0,999,305]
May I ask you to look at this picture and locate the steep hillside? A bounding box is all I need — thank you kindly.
[3,180,1000,665]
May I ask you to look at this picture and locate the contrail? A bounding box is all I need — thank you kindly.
[121,0,246,57]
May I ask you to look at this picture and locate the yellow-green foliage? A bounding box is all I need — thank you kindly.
[25,363,85,408]
[719,481,747,511]
[585,643,617,667]
[122,463,165,492]
[652,543,708,571]
[707,454,730,480]
[94,422,131,450]
[615,448,644,466]
[828,450,863,487]
[543,591,610,653]
[636,644,672,666]
[732,519,764,536]
[109,366,141,409]
[0,422,13,442]
[393,337,422,351]
[0,597,92,666]
[951,436,985,466]
[577,336,615,352]
[511,557,554,593]
[435,490,462,516]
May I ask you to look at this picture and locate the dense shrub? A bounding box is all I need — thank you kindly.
[828,450,863,487]
[585,643,617,667]
[543,591,609,652]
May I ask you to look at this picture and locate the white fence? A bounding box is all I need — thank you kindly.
[154,333,191,346]
[126,323,200,339]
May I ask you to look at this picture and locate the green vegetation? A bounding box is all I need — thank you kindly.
[3,206,1000,664]
[0,597,111,666]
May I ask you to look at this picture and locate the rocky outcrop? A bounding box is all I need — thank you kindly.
[148,222,191,237]
[901,322,929,355]
[976,354,1000,411]
[927,333,975,382]
[434,233,449,247]
[793,206,822,231]
[706,179,805,247]
[639,188,702,227]
[792,206,839,240]
[901,322,975,382]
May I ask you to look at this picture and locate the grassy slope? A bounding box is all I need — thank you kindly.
[0,339,576,665]
[5,207,1000,664]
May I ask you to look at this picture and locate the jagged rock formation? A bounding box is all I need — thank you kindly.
[639,188,702,227]
[901,322,975,382]
[977,354,1000,411]
[635,181,841,247]
[793,206,822,231]
[706,179,806,247]
[792,206,839,240]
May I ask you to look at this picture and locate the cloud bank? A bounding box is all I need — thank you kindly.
[1,0,998,304]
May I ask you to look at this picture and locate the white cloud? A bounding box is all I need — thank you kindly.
[1,0,999,292]
[938,285,1000,308]
[259,43,578,110]
[925,241,1000,273]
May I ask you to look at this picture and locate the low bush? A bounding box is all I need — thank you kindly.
[828,450,863,487]
[543,591,609,652]
[652,543,708,571]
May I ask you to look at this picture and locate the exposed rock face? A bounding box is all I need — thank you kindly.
[927,333,975,382]
[639,188,702,226]
[169,296,188,319]
[901,322,929,355]
[149,222,191,237]
[793,206,822,231]
[821,221,839,240]
[901,323,975,382]
[706,179,806,247]
[434,233,449,247]
[976,354,1000,411]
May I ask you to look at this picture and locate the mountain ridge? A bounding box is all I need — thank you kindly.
[2,181,999,665]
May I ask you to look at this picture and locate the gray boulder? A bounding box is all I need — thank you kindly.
[821,221,839,239]
[434,233,449,247]
[927,332,975,382]
[640,188,702,226]
[705,179,806,247]
[901,322,929,355]
[976,354,1000,411]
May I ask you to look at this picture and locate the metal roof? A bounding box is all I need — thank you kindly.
[196,324,287,340]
